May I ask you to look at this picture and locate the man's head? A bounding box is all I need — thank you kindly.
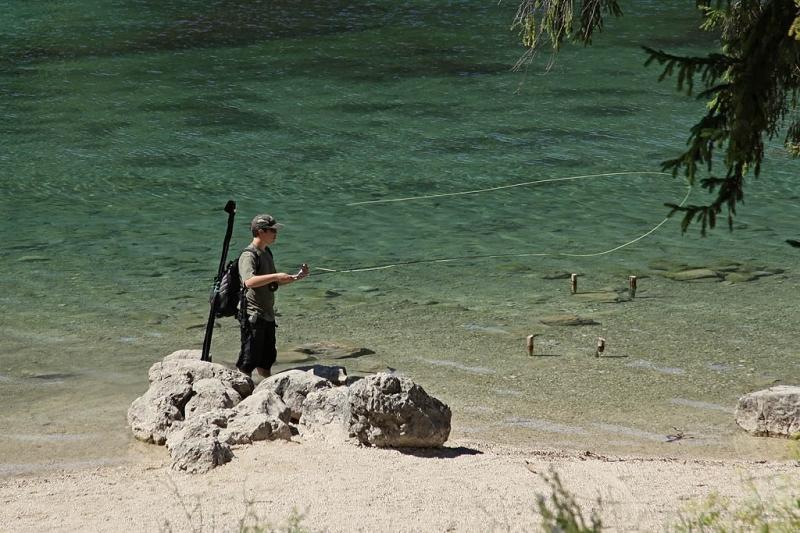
[250,214,284,237]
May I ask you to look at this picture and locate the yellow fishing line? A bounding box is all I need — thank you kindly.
[317,171,691,275]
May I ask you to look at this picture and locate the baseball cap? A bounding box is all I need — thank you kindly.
[250,214,284,232]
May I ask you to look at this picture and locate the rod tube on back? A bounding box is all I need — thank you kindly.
[202,200,236,362]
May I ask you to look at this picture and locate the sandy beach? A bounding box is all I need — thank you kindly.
[1,436,796,532]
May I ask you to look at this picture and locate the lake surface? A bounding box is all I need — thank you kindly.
[2,0,798,475]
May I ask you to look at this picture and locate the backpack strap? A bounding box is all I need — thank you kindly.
[242,247,260,272]
[238,248,260,321]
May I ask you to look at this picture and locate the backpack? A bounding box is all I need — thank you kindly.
[211,249,259,319]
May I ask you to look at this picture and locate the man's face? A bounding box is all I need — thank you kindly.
[260,228,277,244]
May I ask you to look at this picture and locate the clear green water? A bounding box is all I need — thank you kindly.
[1,1,798,475]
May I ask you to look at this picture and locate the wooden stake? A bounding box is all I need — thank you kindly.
[570,273,578,294]
[526,334,535,356]
[628,275,637,298]
[595,337,606,357]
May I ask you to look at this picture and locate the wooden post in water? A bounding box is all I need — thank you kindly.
[628,275,638,298]
[595,337,606,357]
[570,273,578,294]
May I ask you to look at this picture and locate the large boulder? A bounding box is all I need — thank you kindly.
[127,379,193,444]
[220,389,294,444]
[184,378,242,420]
[735,386,800,437]
[221,411,292,445]
[128,357,253,445]
[299,386,353,442]
[255,370,333,421]
[348,374,451,448]
[162,349,203,362]
[169,439,233,474]
[167,411,233,474]
[129,352,453,472]
[235,388,292,422]
[148,359,254,398]
[299,373,452,447]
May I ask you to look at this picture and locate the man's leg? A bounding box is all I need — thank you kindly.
[254,320,277,378]
[236,319,256,376]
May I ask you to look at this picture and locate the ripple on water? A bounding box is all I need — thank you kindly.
[625,359,685,375]
[421,358,495,375]
[7,433,94,443]
[590,423,666,442]
[461,324,510,335]
[505,417,588,435]
[494,388,522,397]
[28,372,77,381]
[669,398,734,413]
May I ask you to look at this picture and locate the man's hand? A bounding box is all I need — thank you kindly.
[293,263,309,280]
[275,273,296,284]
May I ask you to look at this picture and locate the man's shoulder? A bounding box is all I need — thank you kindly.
[239,246,259,266]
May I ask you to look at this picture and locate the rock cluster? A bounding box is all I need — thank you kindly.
[650,260,785,284]
[735,386,800,438]
[127,350,451,474]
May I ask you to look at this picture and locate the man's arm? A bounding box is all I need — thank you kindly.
[244,272,295,288]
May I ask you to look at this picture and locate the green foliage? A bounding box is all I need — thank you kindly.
[239,507,308,533]
[536,464,800,532]
[512,1,622,67]
[514,0,800,234]
[160,475,309,533]
[674,490,800,532]
[537,470,603,532]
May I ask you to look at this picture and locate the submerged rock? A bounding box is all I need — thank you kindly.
[664,268,721,282]
[541,271,575,280]
[648,259,690,271]
[724,272,759,283]
[539,314,599,327]
[735,386,800,438]
[572,291,622,303]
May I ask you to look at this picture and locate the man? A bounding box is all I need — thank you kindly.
[236,214,308,378]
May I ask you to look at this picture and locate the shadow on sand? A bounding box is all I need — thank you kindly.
[394,446,483,459]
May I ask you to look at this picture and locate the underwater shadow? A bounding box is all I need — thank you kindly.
[28,372,79,381]
[394,446,483,459]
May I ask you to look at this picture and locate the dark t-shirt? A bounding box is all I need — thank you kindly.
[239,244,277,321]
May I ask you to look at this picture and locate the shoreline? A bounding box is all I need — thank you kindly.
[1,437,796,532]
